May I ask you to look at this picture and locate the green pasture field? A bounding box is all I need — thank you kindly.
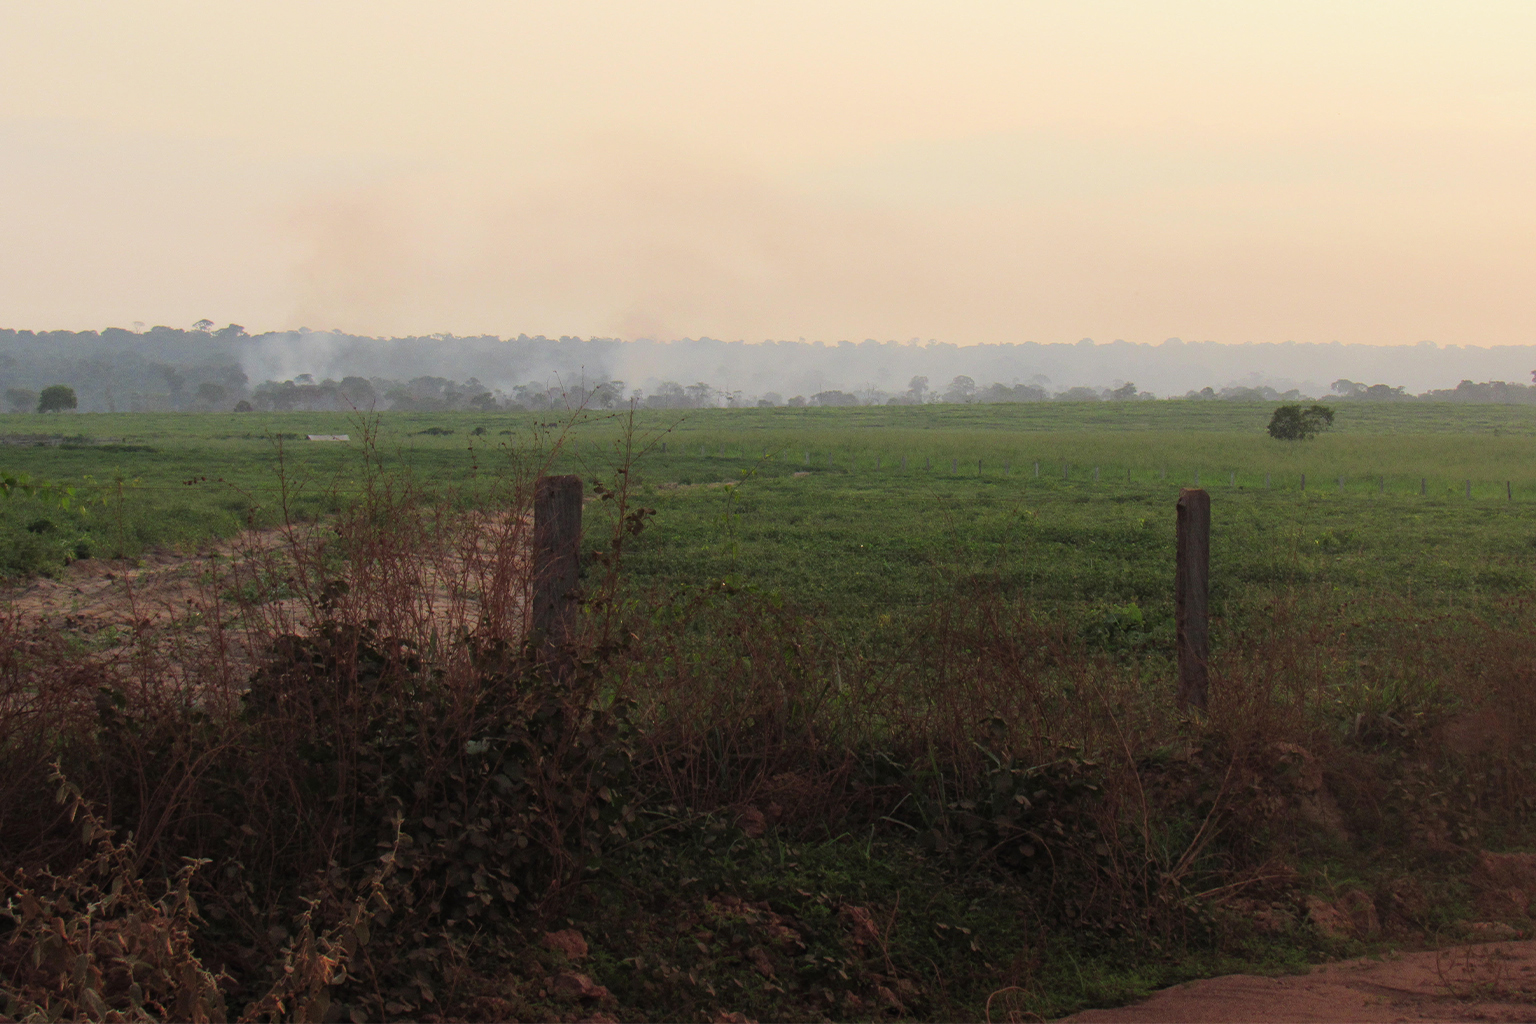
[4,402,1536,651]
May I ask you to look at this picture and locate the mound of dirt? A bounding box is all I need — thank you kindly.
[1064,941,1536,1022]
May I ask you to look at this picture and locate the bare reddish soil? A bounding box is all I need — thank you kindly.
[1064,941,1536,1022]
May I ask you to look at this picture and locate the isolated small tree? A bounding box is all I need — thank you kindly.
[1267,403,1334,440]
[36,385,78,413]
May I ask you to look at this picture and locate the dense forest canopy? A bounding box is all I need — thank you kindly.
[3,324,1535,413]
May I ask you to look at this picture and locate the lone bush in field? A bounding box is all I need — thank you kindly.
[36,384,77,413]
[1267,403,1333,440]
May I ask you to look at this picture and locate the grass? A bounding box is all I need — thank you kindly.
[5,403,1536,614]
[4,402,1536,1020]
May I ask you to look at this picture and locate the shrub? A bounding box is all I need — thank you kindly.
[36,385,78,414]
[1267,403,1334,440]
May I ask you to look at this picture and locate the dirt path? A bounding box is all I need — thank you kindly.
[1064,941,1536,1022]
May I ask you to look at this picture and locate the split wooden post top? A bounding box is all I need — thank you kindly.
[533,475,583,669]
[1175,488,1211,711]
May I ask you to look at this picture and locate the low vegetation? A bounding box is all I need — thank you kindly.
[3,404,1536,1020]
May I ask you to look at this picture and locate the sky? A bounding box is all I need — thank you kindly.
[1,1,1533,346]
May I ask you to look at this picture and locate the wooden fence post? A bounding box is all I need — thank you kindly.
[1466,480,1472,499]
[1301,472,1306,491]
[1420,477,1426,495]
[533,474,583,674]
[1176,487,1211,711]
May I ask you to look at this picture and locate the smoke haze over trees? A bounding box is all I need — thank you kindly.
[4,324,1536,414]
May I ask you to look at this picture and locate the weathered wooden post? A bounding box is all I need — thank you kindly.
[951,458,958,474]
[1301,472,1306,491]
[1420,477,1426,495]
[533,474,582,674]
[1176,487,1211,710]
[1466,480,1472,499]
[1034,461,1040,478]
[1508,481,1513,502]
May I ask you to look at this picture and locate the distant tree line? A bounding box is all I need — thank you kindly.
[6,323,1536,414]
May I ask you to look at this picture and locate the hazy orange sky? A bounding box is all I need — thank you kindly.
[2,1,1533,345]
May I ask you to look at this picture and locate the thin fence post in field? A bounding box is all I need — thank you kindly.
[926,455,931,471]
[1467,480,1472,499]
[1194,470,1200,486]
[1094,466,1100,482]
[700,444,706,457]
[1301,472,1306,491]
[1508,481,1513,501]
[1175,487,1211,711]
[533,474,583,676]
[1265,473,1271,488]
[805,452,809,465]
[1006,460,1012,477]
[951,458,958,474]
[978,458,983,476]
[1229,471,1235,487]
[875,453,881,470]
[1338,476,1344,493]
[902,455,908,471]
[661,441,666,453]
[1034,461,1040,478]
[1161,467,1166,482]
